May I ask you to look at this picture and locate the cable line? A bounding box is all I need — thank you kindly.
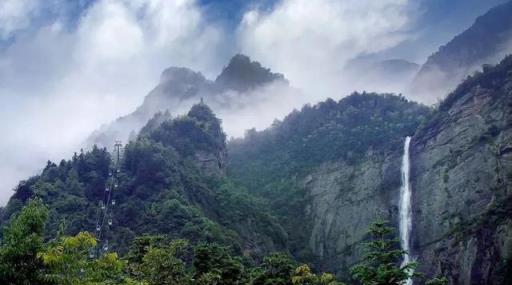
[93,140,123,258]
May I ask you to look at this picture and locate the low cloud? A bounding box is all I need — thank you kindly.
[0,0,40,39]
[0,0,434,204]
[238,0,414,98]
[0,0,226,204]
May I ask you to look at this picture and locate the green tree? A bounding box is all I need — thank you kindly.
[350,221,446,285]
[42,231,134,285]
[193,243,243,285]
[291,264,344,285]
[252,253,295,285]
[140,239,191,285]
[126,235,166,279]
[0,198,50,285]
[350,221,417,285]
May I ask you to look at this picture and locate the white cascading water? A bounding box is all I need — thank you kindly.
[399,136,414,285]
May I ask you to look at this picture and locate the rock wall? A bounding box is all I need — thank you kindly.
[305,151,402,278]
[305,58,512,284]
[411,66,512,284]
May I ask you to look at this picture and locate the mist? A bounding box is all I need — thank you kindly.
[0,0,508,204]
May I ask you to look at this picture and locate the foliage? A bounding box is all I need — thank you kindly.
[0,201,449,285]
[350,221,417,285]
[0,198,50,285]
[350,221,446,285]
[41,231,134,285]
[251,253,296,285]
[291,265,344,285]
[139,239,190,285]
[193,243,244,285]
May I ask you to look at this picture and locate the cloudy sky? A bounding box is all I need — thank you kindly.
[0,0,507,204]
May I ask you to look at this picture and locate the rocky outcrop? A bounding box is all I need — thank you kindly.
[186,103,228,177]
[411,56,512,284]
[145,103,227,178]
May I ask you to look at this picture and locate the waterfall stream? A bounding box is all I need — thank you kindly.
[399,136,414,285]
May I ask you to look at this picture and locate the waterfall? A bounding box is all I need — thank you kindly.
[399,136,414,285]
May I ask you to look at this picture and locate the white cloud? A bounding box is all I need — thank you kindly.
[238,0,412,97]
[0,0,225,204]
[0,0,40,39]
[0,0,420,204]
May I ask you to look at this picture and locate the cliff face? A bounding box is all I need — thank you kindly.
[411,56,512,284]
[306,152,402,278]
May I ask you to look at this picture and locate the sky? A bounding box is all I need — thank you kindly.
[0,0,507,204]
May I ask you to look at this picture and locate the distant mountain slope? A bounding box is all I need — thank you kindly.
[215,54,288,92]
[410,0,512,103]
[87,54,290,148]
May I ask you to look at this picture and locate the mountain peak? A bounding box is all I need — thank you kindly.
[187,101,218,124]
[160,66,206,84]
[215,54,287,92]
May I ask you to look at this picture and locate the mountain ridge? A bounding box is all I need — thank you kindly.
[87,54,290,148]
[410,0,512,103]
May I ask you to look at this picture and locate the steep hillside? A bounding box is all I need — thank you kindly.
[411,55,512,284]
[228,93,431,275]
[1,103,287,259]
[410,0,512,104]
[88,54,289,148]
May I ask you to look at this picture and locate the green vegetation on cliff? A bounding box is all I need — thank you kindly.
[1,103,286,259]
[228,92,431,263]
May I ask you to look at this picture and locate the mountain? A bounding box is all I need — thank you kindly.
[215,54,288,92]
[229,55,512,283]
[228,93,431,275]
[1,103,287,258]
[3,55,512,284]
[410,0,512,104]
[2,91,433,272]
[411,55,512,284]
[87,54,290,148]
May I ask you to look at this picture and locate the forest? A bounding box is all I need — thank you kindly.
[0,199,447,285]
